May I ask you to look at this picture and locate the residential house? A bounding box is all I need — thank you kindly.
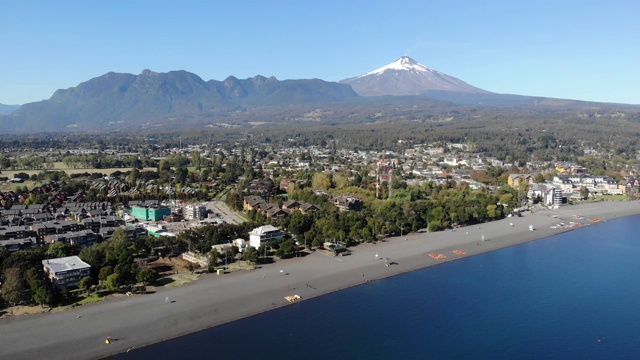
[243,196,266,212]
[507,174,534,189]
[329,195,363,211]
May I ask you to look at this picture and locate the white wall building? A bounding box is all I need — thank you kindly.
[42,256,91,289]
[249,225,284,249]
[184,204,207,220]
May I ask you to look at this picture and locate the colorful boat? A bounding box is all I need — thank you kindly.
[285,294,301,302]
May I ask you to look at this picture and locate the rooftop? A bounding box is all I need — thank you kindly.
[43,255,91,273]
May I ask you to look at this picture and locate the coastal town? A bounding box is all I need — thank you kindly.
[1,136,639,315]
[0,128,638,360]
[3,2,640,358]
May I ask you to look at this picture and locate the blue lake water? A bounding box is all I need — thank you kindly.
[114,215,640,360]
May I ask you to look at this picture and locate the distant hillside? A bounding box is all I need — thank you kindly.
[0,70,357,132]
[0,103,20,114]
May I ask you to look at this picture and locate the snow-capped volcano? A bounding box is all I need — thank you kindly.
[340,56,490,96]
[360,56,434,77]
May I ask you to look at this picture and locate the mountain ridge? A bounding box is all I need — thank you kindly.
[0,69,358,132]
[1,59,639,133]
[0,103,20,114]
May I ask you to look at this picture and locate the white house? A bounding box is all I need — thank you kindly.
[42,256,91,289]
[249,225,284,248]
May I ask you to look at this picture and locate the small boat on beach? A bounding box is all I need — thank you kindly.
[285,295,301,302]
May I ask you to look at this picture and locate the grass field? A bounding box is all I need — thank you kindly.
[0,164,157,192]
[1,163,157,177]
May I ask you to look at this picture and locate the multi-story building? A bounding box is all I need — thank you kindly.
[0,238,37,252]
[0,226,31,240]
[131,205,171,221]
[249,225,284,249]
[43,230,98,247]
[183,204,207,220]
[42,256,91,289]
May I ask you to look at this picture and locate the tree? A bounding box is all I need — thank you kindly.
[105,273,121,292]
[32,281,55,307]
[208,248,219,267]
[242,246,258,263]
[176,166,189,185]
[78,276,93,294]
[312,173,331,190]
[186,262,197,274]
[98,266,113,283]
[191,150,202,170]
[580,186,590,200]
[332,173,348,189]
[287,211,312,236]
[534,173,545,183]
[136,267,158,286]
[24,268,56,306]
[104,232,137,282]
[2,248,45,273]
[1,268,29,306]
[129,168,141,184]
[46,242,69,259]
[276,239,295,258]
[225,191,242,211]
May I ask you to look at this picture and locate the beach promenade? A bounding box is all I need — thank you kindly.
[1,201,638,360]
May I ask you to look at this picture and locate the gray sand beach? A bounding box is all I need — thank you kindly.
[1,201,638,359]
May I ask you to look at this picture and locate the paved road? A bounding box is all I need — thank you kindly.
[204,200,246,225]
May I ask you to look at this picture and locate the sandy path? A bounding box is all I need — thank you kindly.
[0,201,638,360]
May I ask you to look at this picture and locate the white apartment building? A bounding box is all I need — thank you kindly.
[184,204,207,220]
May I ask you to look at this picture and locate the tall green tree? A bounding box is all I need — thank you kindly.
[78,276,93,294]
[312,173,331,190]
[1,268,29,306]
[105,273,121,292]
[136,268,158,286]
[46,242,69,258]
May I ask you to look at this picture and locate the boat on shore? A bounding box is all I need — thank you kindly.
[285,295,301,302]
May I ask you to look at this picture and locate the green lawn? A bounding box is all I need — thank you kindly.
[74,293,106,306]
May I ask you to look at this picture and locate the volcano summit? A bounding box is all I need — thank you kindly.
[340,56,490,96]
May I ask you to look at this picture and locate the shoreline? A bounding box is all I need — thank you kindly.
[1,201,638,360]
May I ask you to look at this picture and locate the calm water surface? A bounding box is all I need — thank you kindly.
[114,215,640,360]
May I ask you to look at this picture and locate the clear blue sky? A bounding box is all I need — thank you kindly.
[1,0,639,105]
